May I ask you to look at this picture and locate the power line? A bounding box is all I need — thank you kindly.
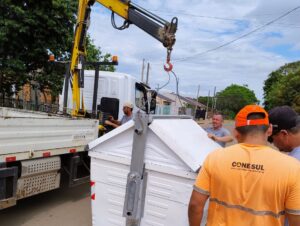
[150,9,300,22]
[150,10,242,21]
[153,11,300,29]
[173,6,300,62]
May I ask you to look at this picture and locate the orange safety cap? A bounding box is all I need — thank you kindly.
[49,54,55,62]
[235,105,269,128]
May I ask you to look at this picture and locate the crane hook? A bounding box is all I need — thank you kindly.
[164,62,173,72]
[164,49,173,72]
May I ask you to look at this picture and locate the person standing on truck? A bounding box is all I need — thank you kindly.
[105,102,133,128]
[188,105,300,226]
[205,113,233,147]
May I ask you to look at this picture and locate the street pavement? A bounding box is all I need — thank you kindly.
[0,183,92,226]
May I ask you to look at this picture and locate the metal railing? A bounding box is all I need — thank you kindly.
[0,98,59,114]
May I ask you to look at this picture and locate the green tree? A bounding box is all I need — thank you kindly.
[263,71,282,102]
[0,0,115,102]
[0,0,77,99]
[265,71,300,113]
[197,96,209,106]
[85,35,116,72]
[216,84,259,118]
[43,35,116,100]
[263,61,300,112]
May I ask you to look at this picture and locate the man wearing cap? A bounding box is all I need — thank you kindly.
[188,105,300,226]
[268,106,300,226]
[105,102,133,128]
[205,113,233,147]
[268,106,300,160]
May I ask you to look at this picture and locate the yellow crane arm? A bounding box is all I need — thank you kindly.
[70,0,178,117]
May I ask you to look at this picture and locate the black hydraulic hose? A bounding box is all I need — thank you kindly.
[129,2,168,25]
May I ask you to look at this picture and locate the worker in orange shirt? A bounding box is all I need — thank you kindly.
[188,105,300,226]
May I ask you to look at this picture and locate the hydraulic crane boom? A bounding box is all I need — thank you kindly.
[70,0,178,117]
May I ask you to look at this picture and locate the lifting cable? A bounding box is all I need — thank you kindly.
[159,64,184,108]
[156,72,171,91]
[170,70,184,108]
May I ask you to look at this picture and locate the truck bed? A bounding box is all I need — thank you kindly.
[0,107,98,162]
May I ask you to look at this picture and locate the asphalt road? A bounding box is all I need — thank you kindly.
[0,184,92,226]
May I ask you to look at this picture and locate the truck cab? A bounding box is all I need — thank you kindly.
[59,70,138,121]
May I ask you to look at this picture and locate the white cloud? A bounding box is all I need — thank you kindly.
[88,0,300,103]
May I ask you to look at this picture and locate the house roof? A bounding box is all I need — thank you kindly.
[166,92,206,108]
[183,97,207,108]
[156,93,175,102]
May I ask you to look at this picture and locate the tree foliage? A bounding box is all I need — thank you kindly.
[45,35,116,99]
[263,61,300,113]
[85,35,115,72]
[0,0,115,101]
[0,0,77,98]
[216,84,259,118]
[0,0,73,89]
[197,96,209,107]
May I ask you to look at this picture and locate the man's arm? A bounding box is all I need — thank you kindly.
[207,133,233,143]
[104,120,120,128]
[285,167,300,226]
[188,190,209,226]
[104,115,121,128]
[107,116,121,125]
[213,135,233,143]
[207,127,233,144]
[287,214,300,226]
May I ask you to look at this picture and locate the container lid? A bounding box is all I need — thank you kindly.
[148,118,221,171]
[89,118,221,172]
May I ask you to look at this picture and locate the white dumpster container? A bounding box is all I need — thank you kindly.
[88,117,221,226]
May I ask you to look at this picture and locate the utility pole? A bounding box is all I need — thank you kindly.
[214,97,217,112]
[205,90,210,120]
[155,84,159,92]
[194,85,200,119]
[211,86,216,113]
[145,63,150,85]
[213,87,217,112]
[196,85,200,101]
[141,59,145,82]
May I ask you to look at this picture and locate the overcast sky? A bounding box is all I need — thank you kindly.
[89,0,300,102]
